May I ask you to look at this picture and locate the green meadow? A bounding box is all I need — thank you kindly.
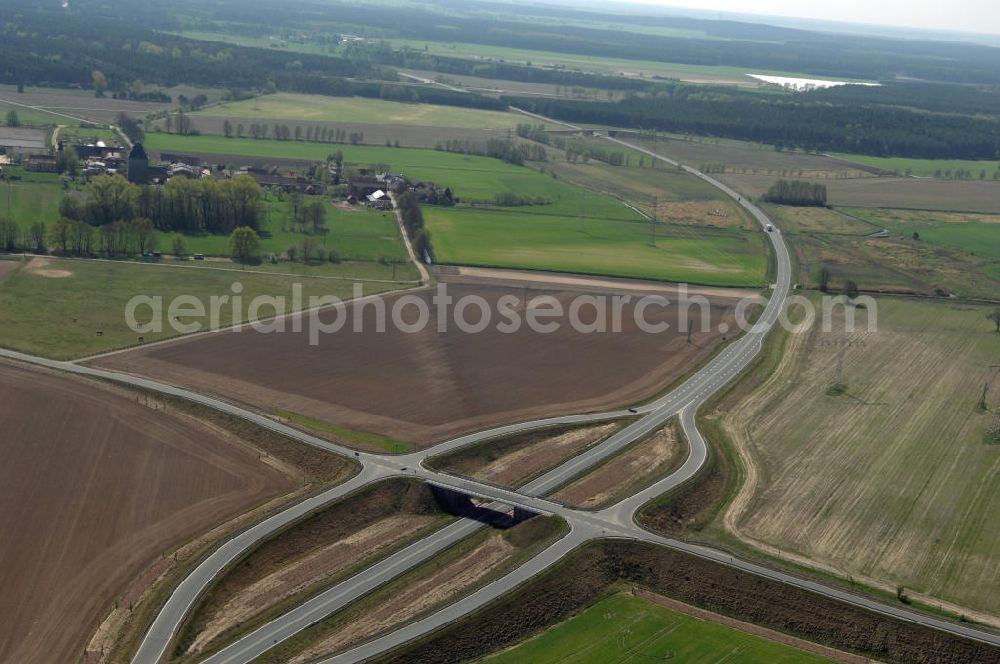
[485,593,833,663]
[198,93,530,129]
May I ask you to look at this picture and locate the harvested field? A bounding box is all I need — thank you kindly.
[552,421,685,509]
[0,127,47,149]
[719,298,1000,618]
[719,173,1000,214]
[429,422,623,487]
[0,361,292,664]
[379,539,1000,664]
[628,135,878,179]
[0,88,172,125]
[175,480,446,659]
[94,283,741,448]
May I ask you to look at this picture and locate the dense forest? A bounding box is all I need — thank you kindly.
[5,0,1000,160]
[513,88,1000,159]
[147,0,1000,85]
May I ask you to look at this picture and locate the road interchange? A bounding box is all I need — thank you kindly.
[3,134,999,662]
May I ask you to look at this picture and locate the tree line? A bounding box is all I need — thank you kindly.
[763,180,828,207]
[395,192,433,262]
[59,174,265,235]
[433,139,547,166]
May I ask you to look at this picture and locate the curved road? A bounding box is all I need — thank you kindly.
[3,133,997,662]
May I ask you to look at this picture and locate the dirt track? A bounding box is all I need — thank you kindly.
[94,284,739,447]
[0,361,291,664]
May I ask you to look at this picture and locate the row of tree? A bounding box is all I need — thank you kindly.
[763,180,828,207]
[433,139,547,166]
[60,174,265,235]
[552,137,628,166]
[395,191,432,262]
[0,218,45,253]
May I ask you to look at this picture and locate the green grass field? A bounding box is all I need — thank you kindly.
[842,207,1000,260]
[715,298,1000,616]
[832,153,1000,178]
[0,256,401,359]
[198,93,532,129]
[0,169,64,227]
[163,196,411,263]
[425,205,766,286]
[485,593,833,663]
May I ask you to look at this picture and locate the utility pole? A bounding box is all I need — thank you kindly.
[836,339,847,387]
[648,196,657,247]
[577,190,585,233]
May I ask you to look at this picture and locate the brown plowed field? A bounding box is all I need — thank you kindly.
[94,284,739,447]
[0,361,291,664]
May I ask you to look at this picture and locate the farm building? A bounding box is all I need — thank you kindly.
[366,189,393,210]
[25,154,59,173]
[127,143,149,184]
[348,175,384,199]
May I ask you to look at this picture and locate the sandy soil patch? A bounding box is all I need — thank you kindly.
[187,513,436,654]
[94,284,738,447]
[553,424,683,508]
[0,361,290,664]
[653,199,747,229]
[24,256,73,278]
[290,535,515,662]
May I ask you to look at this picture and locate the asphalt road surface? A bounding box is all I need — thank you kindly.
[3,129,998,663]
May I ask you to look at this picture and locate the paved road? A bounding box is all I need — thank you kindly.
[3,131,998,662]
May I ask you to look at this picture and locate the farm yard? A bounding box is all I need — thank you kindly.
[0,257,405,359]
[714,298,1000,618]
[0,361,292,664]
[483,593,837,663]
[92,282,743,448]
